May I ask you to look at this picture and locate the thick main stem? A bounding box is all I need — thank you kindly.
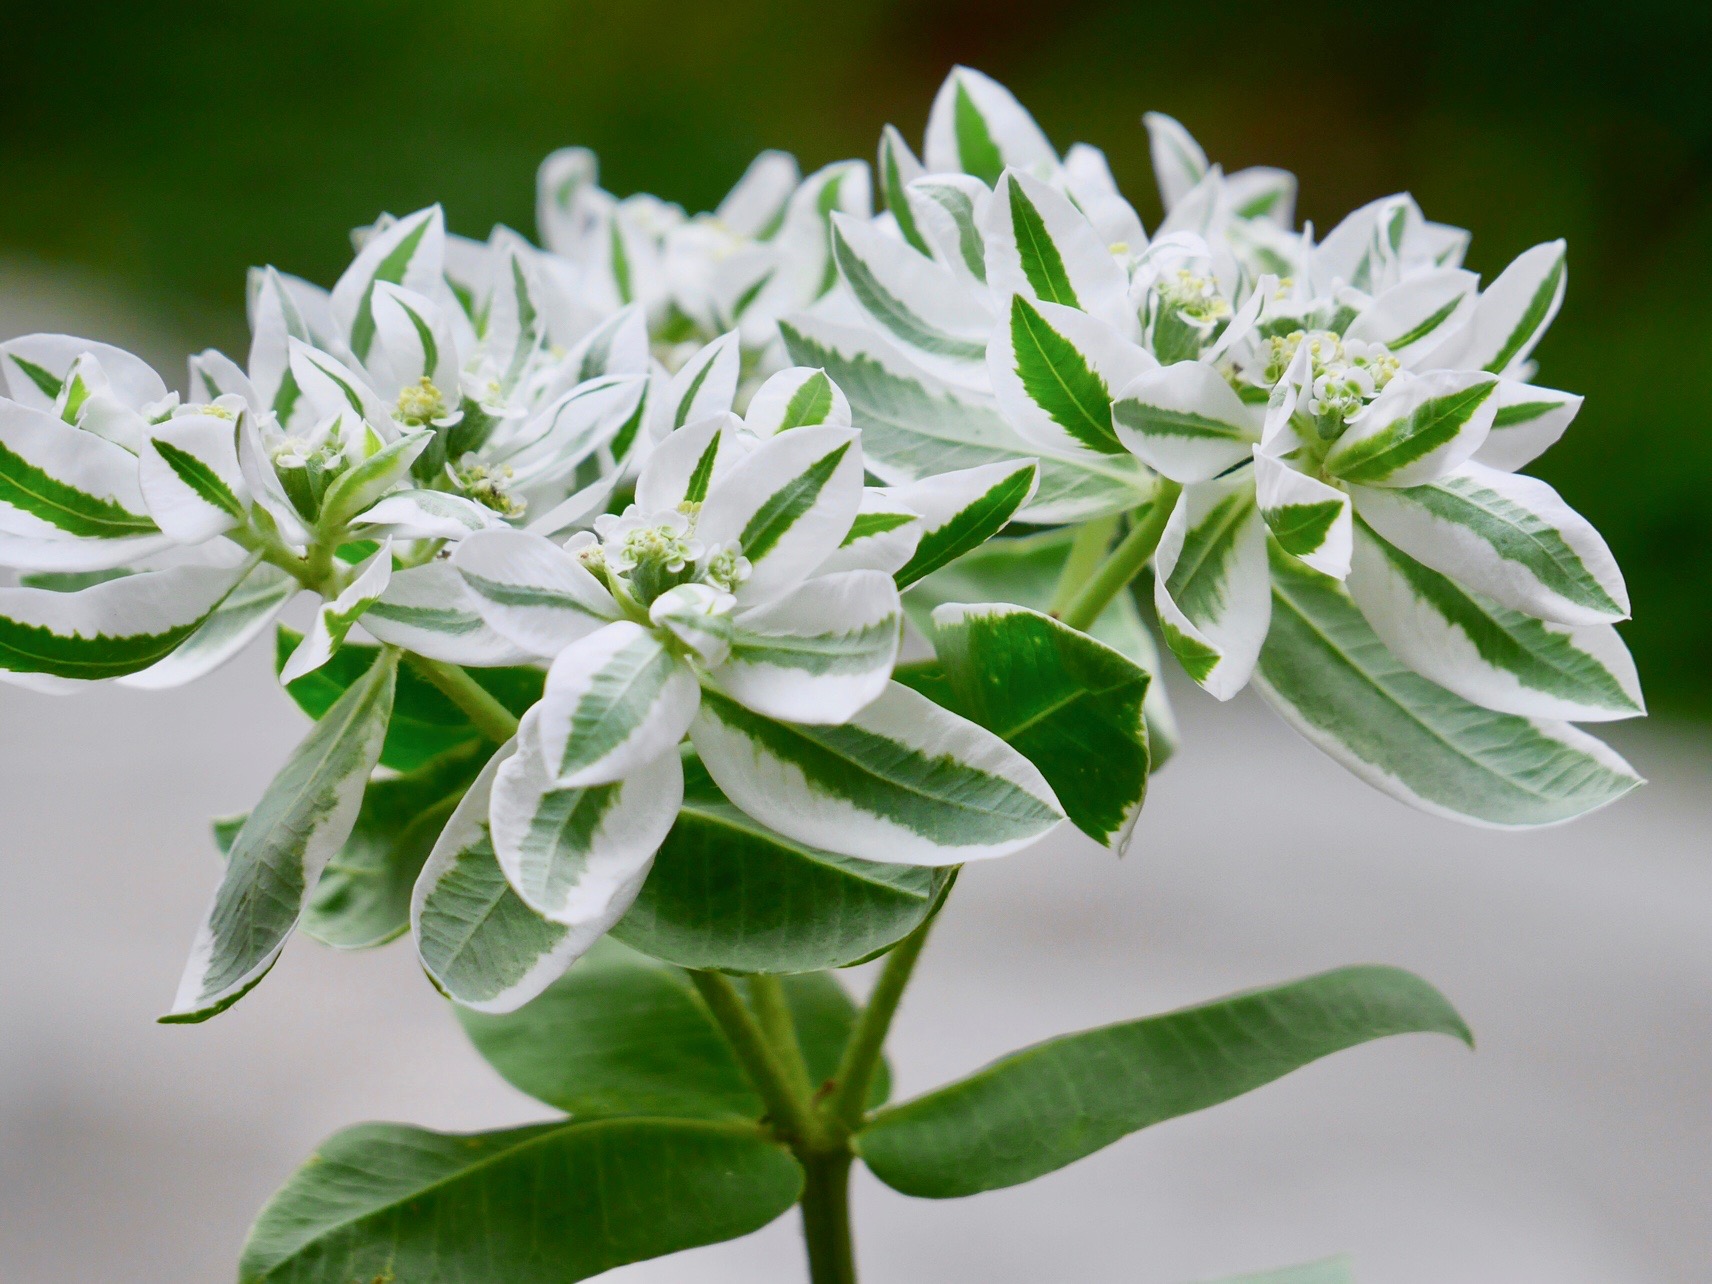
[798,1152,858,1284]
[402,653,521,743]
[1058,479,1182,632]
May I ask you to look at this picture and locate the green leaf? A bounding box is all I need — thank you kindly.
[906,527,1180,769]
[0,436,159,537]
[166,650,397,1022]
[238,1116,802,1284]
[612,755,949,973]
[1324,375,1496,487]
[458,938,889,1116]
[930,602,1150,849]
[856,965,1471,1198]
[879,125,931,255]
[276,628,543,772]
[831,223,987,362]
[1007,294,1124,455]
[1253,540,1642,827]
[952,77,1006,184]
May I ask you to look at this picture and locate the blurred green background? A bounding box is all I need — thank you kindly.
[2,0,1707,713]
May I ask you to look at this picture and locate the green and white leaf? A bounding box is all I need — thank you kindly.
[166,649,395,1022]
[830,213,990,383]
[1324,371,1497,488]
[613,756,948,973]
[634,412,741,512]
[855,965,1470,1198]
[491,709,681,924]
[331,205,446,364]
[538,621,700,786]
[709,568,901,723]
[743,366,851,436]
[1475,379,1581,472]
[814,486,923,578]
[361,560,533,666]
[1155,474,1271,700]
[1347,520,1643,722]
[890,458,1039,589]
[1431,239,1567,376]
[352,488,508,541]
[923,65,1057,186]
[780,315,1150,525]
[878,124,931,256]
[137,412,249,544]
[1254,449,1353,579]
[649,330,740,437]
[991,295,1155,458]
[279,542,392,683]
[984,171,1135,336]
[931,602,1150,849]
[413,740,641,1013]
[694,424,863,606]
[302,741,485,950]
[1344,268,1478,363]
[690,681,1062,866]
[906,174,991,290]
[316,430,431,531]
[0,560,250,680]
[237,1117,801,1284]
[0,399,162,542]
[1254,540,1641,827]
[1348,462,1628,624]
[119,561,296,690]
[1143,112,1210,212]
[1112,361,1262,483]
[454,527,622,656]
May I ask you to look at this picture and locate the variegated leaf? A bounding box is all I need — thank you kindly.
[1112,361,1261,483]
[453,528,621,656]
[1323,371,1497,487]
[890,458,1039,589]
[538,621,700,786]
[1154,474,1271,699]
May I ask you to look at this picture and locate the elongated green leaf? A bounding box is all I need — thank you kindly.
[924,66,1057,185]
[612,756,948,973]
[930,603,1150,849]
[458,938,888,1118]
[238,1117,802,1284]
[316,430,431,530]
[1253,540,1641,827]
[276,628,543,772]
[690,683,1063,866]
[856,965,1470,1198]
[0,562,247,680]
[831,218,988,364]
[878,124,930,255]
[166,650,396,1022]
[781,316,1150,525]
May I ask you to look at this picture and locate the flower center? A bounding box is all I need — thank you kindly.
[394,377,448,427]
[454,462,525,517]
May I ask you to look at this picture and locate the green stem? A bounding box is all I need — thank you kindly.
[798,1152,858,1284]
[748,975,816,1102]
[402,653,520,744]
[1058,479,1182,632]
[1047,515,1117,616]
[688,970,819,1145]
[829,873,956,1131]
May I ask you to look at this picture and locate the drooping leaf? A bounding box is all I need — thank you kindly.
[166,650,397,1022]
[1253,539,1641,828]
[930,602,1150,850]
[238,1117,802,1284]
[856,965,1470,1198]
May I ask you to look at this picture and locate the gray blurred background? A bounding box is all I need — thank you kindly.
[4,2,1712,1274]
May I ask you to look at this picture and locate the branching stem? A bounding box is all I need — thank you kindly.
[1058,480,1182,632]
[401,653,520,743]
